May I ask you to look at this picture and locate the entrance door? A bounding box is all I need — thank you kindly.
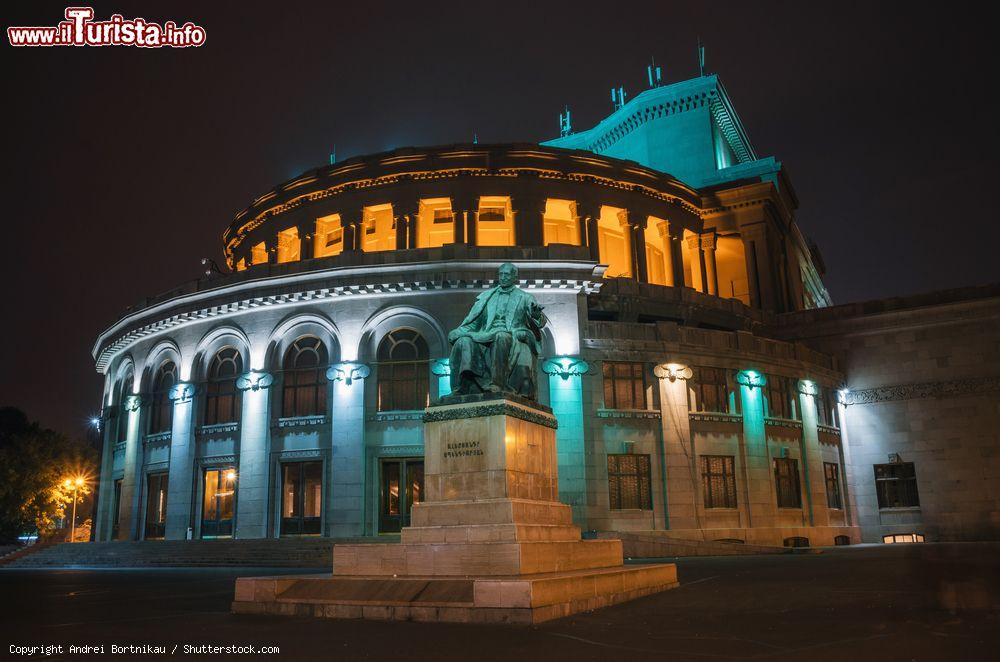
[111,478,123,540]
[281,461,322,535]
[201,468,236,537]
[379,458,423,533]
[144,473,168,539]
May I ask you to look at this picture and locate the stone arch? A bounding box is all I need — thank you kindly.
[192,325,252,383]
[140,339,183,392]
[264,312,341,372]
[357,305,447,363]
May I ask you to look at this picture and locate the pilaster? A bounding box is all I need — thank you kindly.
[164,382,197,539]
[654,363,697,530]
[542,357,589,524]
[234,370,273,539]
[701,232,719,296]
[116,394,144,540]
[326,362,369,537]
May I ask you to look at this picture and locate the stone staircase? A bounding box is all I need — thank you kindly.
[4,536,399,568]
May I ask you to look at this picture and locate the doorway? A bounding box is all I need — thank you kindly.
[379,458,423,533]
[201,467,236,537]
[281,461,323,535]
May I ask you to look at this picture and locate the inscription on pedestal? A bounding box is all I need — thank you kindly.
[443,441,484,458]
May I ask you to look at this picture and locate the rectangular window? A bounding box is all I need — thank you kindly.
[276,226,301,263]
[824,462,842,509]
[476,196,515,246]
[765,375,795,420]
[314,214,344,258]
[144,472,168,539]
[773,457,802,508]
[416,198,455,248]
[281,461,323,536]
[608,454,652,510]
[700,455,737,508]
[602,361,650,410]
[542,199,580,246]
[816,388,840,428]
[874,462,920,508]
[691,366,730,413]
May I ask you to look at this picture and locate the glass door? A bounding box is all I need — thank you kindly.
[201,467,236,537]
[379,458,423,533]
[143,473,168,539]
[281,461,322,535]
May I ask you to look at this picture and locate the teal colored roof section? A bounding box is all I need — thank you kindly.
[543,74,770,189]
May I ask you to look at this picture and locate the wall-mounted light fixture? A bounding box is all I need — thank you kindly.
[797,379,818,397]
[735,370,766,390]
[168,382,196,404]
[123,394,144,412]
[541,356,590,381]
[430,358,451,377]
[653,362,693,382]
[326,362,370,386]
[838,388,851,405]
[236,370,274,392]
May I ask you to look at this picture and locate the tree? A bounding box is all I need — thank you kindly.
[0,408,98,543]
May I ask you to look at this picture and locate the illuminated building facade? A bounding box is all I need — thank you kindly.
[91,74,1000,547]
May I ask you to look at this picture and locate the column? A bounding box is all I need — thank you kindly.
[578,201,601,261]
[736,370,769,530]
[116,395,144,540]
[629,213,648,282]
[701,232,719,295]
[541,357,589,524]
[687,235,707,292]
[164,383,196,539]
[667,223,686,287]
[341,208,362,252]
[654,363,697,530]
[327,362,368,536]
[655,222,675,286]
[234,370,273,539]
[395,212,408,250]
[513,194,546,247]
[401,204,420,250]
[740,223,776,310]
[94,407,117,541]
[300,226,316,260]
[797,380,829,528]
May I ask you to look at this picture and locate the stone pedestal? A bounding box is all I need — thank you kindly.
[233,397,678,624]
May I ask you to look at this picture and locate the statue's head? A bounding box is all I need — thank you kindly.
[497,262,518,288]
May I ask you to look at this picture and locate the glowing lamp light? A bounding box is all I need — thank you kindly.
[326,362,371,386]
[225,470,237,482]
[838,388,851,405]
[736,370,766,390]
[236,370,274,392]
[541,356,589,381]
[653,363,693,382]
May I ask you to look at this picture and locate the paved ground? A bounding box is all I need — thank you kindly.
[2,543,997,661]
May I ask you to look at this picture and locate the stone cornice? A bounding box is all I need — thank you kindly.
[94,271,599,372]
[844,376,1000,405]
[423,400,558,429]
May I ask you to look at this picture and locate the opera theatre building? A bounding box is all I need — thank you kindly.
[91,73,1000,550]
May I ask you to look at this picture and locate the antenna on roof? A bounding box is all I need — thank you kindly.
[697,38,706,76]
[611,86,626,111]
[647,58,662,88]
[559,106,572,137]
[329,144,337,165]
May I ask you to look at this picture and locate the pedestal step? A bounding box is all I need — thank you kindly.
[333,539,623,576]
[232,563,678,625]
[400,523,582,544]
[409,498,574,527]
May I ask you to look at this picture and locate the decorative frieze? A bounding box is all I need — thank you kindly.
[765,417,803,430]
[275,415,328,429]
[843,376,1000,405]
[197,422,239,436]
[367,411,424,423]
[423,401,558,429]
[143,431,172,446]
[596,408,662,420]
[689,411,743,424]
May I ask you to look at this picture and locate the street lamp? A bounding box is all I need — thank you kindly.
[63,476,86,543]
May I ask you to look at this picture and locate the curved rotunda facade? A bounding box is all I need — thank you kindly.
[92,139,863,548]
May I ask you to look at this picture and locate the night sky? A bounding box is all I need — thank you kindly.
[3,1,998,439]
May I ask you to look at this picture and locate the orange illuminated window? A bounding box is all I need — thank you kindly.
[543,199,580,246]
[314,214,344,258]
[416,198,454,248]
[236,258,247,272]
[276,227,301,264]
[716,235,750,304]
[361,204,396,253]
[476,196,514,247]
[644,218,668,285]
[251,241,268,266]
[597,206,632,278]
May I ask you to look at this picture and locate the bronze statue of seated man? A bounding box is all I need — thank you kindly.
[447,263,546,400]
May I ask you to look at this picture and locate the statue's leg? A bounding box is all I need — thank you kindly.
[507,335,537,398]
[450,336,476,394]
[488,332,514,392]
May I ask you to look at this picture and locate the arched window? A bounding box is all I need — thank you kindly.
[204,347,243,425]
[148,361,177,434]
[115,370,134,444]
[281,337,328,418]
[377,329,429,411]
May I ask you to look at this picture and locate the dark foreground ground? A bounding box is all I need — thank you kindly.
[2,543,998,661]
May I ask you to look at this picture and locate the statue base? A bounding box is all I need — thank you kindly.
[232,398,678,624]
